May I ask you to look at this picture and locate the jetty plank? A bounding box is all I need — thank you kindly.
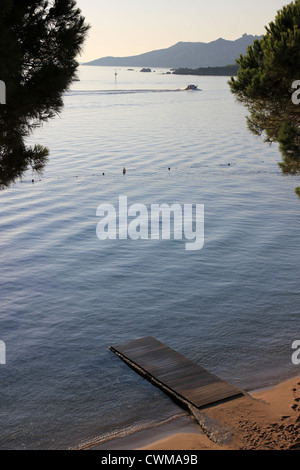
[110,336,243,410]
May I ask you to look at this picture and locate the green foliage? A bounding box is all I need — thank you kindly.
[230,1,300,102]
[229,0,300,194]
[0,0,89,188]
[277,122,300,174]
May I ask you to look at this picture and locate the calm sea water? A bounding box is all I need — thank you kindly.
[0,66,300,450]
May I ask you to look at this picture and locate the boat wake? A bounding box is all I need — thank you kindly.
[66,88,200,96]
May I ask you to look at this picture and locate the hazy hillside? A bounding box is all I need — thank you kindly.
[83,34,262,68]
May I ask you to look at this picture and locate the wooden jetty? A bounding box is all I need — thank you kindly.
[110,336,243,411]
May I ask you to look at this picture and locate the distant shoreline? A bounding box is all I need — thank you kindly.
[172,64,239,76]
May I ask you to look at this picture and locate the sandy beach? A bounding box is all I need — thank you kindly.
[137,376,300,451]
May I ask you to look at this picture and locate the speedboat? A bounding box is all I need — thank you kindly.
[185,84,198,90]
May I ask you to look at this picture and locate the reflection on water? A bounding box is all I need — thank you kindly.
[1,67,300,450]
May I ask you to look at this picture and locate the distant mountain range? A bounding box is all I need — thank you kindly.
[83,34,262,69]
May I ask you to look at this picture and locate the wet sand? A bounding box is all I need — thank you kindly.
[138,376,300,450]
[86,375,300,451]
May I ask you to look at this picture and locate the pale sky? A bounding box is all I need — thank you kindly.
[76,0,290,62]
